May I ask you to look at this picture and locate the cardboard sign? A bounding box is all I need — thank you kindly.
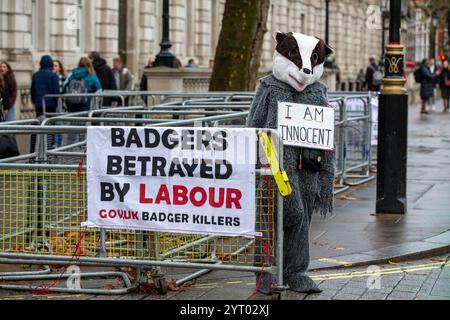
[84,127,258,237]
[278,102,335,151]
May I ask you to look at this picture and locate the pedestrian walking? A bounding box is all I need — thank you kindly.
[185,58,198,68]
[89,51,117,107]
[53,59,67,148]
[139,56,155,106]
[63,57,102,145]
[30,55,60,152]
[439,60,450,112]
[112,57,133,91]
[112,57,134,106]
[63,57,102,112]
[364,57,382,92]
[0,61,18,122]
[31,55,60,117]
[0,75,19,159]
[419,58,440,115]
[356,69,365,91]
[53,59,67,93]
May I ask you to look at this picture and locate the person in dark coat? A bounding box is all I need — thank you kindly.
[0,74,9,116]
[140,56,155,90]
[420,59,439,115]
[89,51,117,107]
[438,60,450,112]
[31,55,60,117]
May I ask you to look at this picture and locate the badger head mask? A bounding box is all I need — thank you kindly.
[273,31,334,92]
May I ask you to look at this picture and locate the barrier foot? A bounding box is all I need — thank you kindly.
[176,268,212,287]
[0,271,137,295]
[0,265,51,278]
[333,185,350,195]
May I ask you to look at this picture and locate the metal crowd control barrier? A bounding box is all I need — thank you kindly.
[0,124,288,296]
[0,90,378,295]
[329,93,376,186]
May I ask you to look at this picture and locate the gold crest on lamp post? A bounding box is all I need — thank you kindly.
[381,43,407,95]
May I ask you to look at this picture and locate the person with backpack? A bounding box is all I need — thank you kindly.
[0,74,10,118]
[63,57,102,145]
[63,57,102,112]
[365,57,382,92]
[438,60,450,112]
[0,75,19,159]
[418,58,440,115]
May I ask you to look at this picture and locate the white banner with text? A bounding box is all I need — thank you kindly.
[84,127,258,237]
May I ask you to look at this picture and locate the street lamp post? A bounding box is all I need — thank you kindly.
[376,0,408,214]
[154,0,176,67]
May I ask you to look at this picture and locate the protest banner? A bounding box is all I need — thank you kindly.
[277,102,335,151]
[84,127,258,237]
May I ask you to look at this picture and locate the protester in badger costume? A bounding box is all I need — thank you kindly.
[247,32,335,294]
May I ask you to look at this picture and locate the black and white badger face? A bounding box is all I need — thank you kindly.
[273,32,333,92]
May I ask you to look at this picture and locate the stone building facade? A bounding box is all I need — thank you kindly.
[1,0,387,88]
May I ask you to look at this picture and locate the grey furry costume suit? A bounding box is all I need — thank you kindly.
[247,75,335,293]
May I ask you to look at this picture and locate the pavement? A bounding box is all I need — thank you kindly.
[308,98,450,269]
[1,99,449,300]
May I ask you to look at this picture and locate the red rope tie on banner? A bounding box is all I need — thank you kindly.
[248,170,273,300]
[31,155,86,295]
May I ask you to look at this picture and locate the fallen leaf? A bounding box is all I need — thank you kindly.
[336,195,356,201]
[388,260,397,265]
